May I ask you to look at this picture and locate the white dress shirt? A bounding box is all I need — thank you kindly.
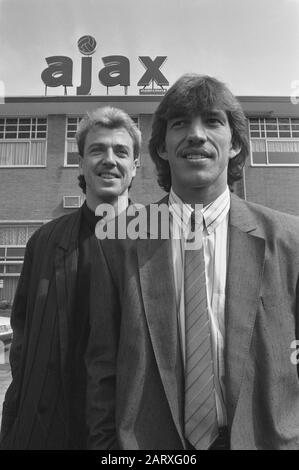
[168,186,230,426]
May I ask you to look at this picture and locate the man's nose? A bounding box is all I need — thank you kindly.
[103,148,117,165]
[187,118,207,144]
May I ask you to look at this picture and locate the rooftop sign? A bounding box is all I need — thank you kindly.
[41,35,169,97]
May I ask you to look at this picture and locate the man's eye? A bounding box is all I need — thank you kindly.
[88,146,104,155]
[171,119,187,128]
[207,117,223,125]
[115,148,128,157]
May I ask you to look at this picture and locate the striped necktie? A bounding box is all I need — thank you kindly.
[184,211,218,449]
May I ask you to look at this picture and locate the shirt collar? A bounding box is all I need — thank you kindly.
[169,189,193,237]
[168,186,230,235]
[82,201,102,232]
[203,187,230,234]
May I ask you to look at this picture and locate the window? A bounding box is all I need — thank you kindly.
[65,117,82,166]
[65,115,140,166]
[0,117,47,167]
[0,224,43,275]
[66,117,81,167]
[0,224,41,245]
[0,246,26,275]
[0,224,43,303]
[249,117,299,166]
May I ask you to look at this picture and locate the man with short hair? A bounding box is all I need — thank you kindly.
[0,106,140,449]
[86,75,299,450]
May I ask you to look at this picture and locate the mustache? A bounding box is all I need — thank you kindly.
[179,147,213,158]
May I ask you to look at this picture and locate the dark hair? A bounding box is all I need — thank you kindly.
[76,106,141,194]
[149,73,249,192]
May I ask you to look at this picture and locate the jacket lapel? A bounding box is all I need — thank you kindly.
[55,208,83,394]
[225,195,265,425]
[137,200,185,446]
[14,208,83,446]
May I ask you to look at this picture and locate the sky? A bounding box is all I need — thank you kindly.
[0,0,299,97]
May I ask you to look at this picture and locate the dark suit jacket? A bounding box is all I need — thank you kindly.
[0,207,92,449]
[86,194,299,450]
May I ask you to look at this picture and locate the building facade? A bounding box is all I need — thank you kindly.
[0,95,299,303]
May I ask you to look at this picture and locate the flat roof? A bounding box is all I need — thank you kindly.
[1,95,298,117]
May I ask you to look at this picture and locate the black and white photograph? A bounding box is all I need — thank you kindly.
[0,0,299,454]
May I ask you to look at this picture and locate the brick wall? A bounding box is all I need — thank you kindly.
[0,115,82,221]
[130,114,166,205]
[244,161,299,216]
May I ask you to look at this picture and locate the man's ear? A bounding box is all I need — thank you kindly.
[229,143,241,160]
[157,143,168,161]
[132,158,138,177]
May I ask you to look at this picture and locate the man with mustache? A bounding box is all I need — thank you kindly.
[0,106,140,449]
[86,75,299,450]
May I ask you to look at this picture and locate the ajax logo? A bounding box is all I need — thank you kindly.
[41,35,169,96]
[77,35,97,55]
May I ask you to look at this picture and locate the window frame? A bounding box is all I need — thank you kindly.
[0,245,26,276]
[0,117,48,168]
[0,223,45,278]
[64,117,82,167]
[249,117,299,167]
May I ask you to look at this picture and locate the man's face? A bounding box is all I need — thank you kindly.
[79,126,137,210]
[159,110,240,203]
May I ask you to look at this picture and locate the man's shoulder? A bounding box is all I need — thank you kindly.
[231,194,299,240]
[235,195,299,222]
[28,208,82,248]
